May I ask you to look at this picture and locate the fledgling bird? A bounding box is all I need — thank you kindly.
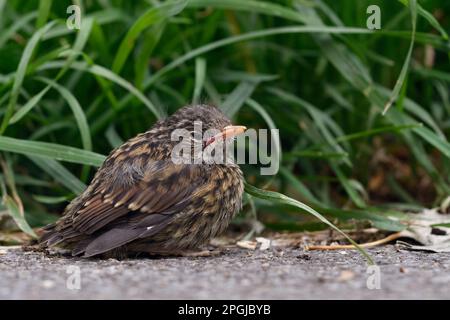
[39,105,246,258]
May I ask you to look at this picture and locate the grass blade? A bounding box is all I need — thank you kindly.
[279,167,320,204]
[3,195,36,237]
[269,87,350,165]
[29,156,86,194]
[0,136,105,167]
[32,195,68,204]
[187,0,307,24]
[56,17,94,80]
[9,86,51,124]
[38,60,165,119]
[0,20,56,134]
[220,81,257,118]
[36,77,92,151]
[36,0,52,28]
[244,182,374,265]
[382,0,417,115]
[105,125,124,148]
[112,0,187,74]
[0,157,36,237]
[134,23,166,89]
[246,98,282,163]
[413,126,450,158]
[30,121,73,140]
[398,0,448,40]
[143,26,372,89]
[0,12,37,47]
[192,57,206,104]
[330,162,366,208]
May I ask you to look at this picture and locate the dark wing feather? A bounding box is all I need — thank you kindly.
[77,214,174,257]
[83,223,169,258]
[61,160,206,256]
[71,161,204,233]
[73,201,129,234]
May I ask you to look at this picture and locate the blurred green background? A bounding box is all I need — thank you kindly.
[0,0,449,239]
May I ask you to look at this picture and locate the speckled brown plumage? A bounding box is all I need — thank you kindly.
[39,105,244,258]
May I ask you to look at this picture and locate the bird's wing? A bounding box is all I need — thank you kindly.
[67,160,207,256]
[72,161,205,233]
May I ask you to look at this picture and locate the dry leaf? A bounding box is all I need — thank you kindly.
[397,209,450,253]
[255,237,271,250]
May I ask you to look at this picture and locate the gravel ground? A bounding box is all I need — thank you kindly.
[0,245,449,299]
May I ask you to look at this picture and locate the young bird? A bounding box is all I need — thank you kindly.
[39,105,246,258]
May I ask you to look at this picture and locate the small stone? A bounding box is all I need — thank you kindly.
[337,270,355,282]
[41,280,55,289]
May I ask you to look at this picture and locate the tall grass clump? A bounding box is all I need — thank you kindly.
[0,0,449,257]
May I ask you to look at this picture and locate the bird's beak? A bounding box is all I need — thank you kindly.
[205,125,247,147]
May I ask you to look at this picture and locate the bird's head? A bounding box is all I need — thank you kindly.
[165,104,247,164]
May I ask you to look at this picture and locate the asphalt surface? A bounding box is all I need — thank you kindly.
[0,245,449,299]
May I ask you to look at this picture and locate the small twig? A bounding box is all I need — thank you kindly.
[305,232,403,250]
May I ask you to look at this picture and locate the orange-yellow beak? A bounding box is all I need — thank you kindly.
[205,125,247,147]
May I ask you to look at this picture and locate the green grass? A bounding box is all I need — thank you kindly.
[0,0,450,257]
